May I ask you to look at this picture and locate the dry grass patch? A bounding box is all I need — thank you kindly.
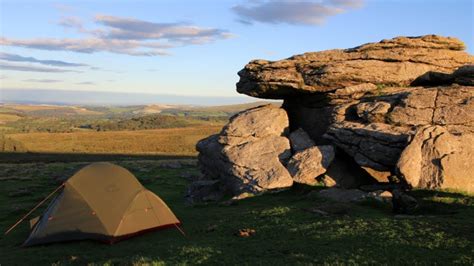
[6,126,221,155]
[0,114,22,124]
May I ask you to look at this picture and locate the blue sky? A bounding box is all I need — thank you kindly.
[0,0,473,102]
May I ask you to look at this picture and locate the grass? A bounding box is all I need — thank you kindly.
[0,159,473,265]
[0,113,22,124]
[0,104,103,116]
[5,126,222,155]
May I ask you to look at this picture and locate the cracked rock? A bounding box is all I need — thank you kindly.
[287,145,335,185]
[195,104,293,196]
[397,126,474,193]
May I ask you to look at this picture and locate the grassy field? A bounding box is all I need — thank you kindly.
[0,159,473,265]
[1,102,472,264]
[0,104,103,116]
[5,125,222,155]
[0,113,22,124]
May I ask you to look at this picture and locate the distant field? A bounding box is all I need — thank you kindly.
[0,113,22,124]
[6,126,222,155]
[1,104,103,116]
[0,102,273,134]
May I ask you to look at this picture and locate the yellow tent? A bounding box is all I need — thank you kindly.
[23,162,181,246]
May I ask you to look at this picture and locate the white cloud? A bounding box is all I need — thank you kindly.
[23,79,62,83]
[233,0,364,25]
[0,62,82,73]
[0,37,170,56]
[76,81,96,85]
[58,16,84,32]
[95,15,232,43]
[1,14,233,56]
[0,52,87,67]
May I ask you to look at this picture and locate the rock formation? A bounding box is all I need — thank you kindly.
[195,105,294,197]
[192,35,474,201]
[237,35,471,98]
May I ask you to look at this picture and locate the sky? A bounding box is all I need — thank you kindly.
[0,0,473,104]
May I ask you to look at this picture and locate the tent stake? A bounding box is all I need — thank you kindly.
[4,183,65,235]
[174,223,186,237]
[142,190,186,238]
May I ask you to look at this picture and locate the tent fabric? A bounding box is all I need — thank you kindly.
[24,162,180,246]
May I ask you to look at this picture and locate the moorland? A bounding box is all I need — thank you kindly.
[0,101,472,265]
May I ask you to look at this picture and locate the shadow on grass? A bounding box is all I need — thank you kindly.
[0,152,196,163]
[411,189,473,215]
[356,188,473,216]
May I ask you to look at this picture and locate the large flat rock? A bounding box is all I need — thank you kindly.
[236,35,473,99]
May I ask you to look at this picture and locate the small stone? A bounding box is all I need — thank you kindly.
[321,175,337,187]
[368,190,393,203]
[287,145,335,185]
[231,192,255,200]
[288,128,315,152]
[235,228,256,237]
[356,101,391,123]
[317,188,368,203]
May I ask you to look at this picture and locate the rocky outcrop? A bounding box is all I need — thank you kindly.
[397,126,474,193]
[322,84,474,171]
[237,35,472,99]
[196,104,293,196]
[194,105,336,200]
[194,35,474,201]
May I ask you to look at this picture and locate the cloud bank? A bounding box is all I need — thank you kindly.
[0,15,233,56]
[76,81,96,85]
[233,0,364,25]
[0,52,87,67]
[0,62,81,73]
[23,79,62,83]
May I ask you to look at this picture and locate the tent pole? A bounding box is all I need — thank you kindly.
[4,183,65,235]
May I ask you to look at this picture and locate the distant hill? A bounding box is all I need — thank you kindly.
[0,104,103,117]
[0,101,280,118]
[0,101,280,133]
[1,89,258,106]
[188,101,281,113]
[159,101,281,117]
